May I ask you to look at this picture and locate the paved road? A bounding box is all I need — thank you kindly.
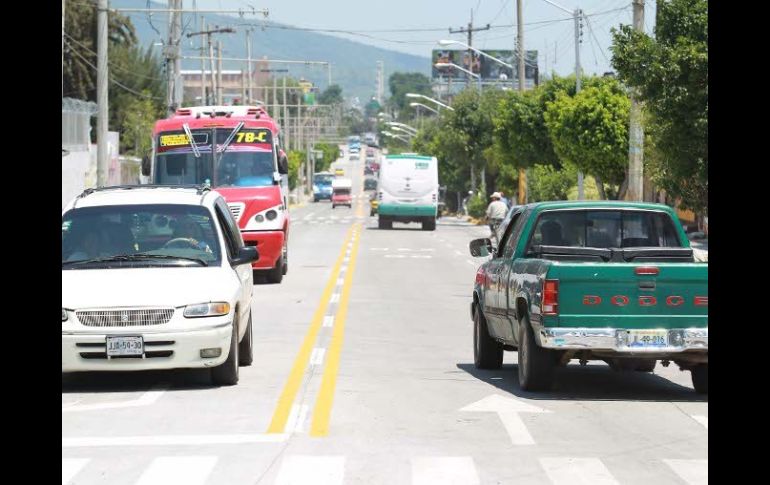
[62,149,708,484]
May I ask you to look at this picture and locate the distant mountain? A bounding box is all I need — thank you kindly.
[116,0,430,102]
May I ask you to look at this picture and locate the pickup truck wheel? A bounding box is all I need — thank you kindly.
[211,324,239,386]
[474,308,503,369]
[422,219,436,231]
[238,310,253,366]
[518,315,555,391]
[378,217,392,230]
[635,360,656,372]
[691,364,708,394]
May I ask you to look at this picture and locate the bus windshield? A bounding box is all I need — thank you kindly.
[154,128,276,187]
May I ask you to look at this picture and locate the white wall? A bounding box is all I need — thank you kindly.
[61,149,95,210]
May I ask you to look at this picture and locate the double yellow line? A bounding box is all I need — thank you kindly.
[266,223,362,437]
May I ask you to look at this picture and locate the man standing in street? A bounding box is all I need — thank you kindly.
[499,191,511,209]
[486,192,509,243]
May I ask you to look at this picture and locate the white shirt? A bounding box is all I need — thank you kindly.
[486,200,508,220]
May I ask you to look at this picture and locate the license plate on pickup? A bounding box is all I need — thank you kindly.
[627,330,668,348]
[106,336,144,357]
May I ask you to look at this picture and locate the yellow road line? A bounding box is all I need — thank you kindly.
[266,226,354,434]
[309,223,362,437]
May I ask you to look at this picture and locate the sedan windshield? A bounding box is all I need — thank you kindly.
[62,204,221,268]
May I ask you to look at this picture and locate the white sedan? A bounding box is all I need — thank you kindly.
[61,186,258,385]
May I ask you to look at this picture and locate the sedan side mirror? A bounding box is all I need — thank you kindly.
[469,238,494,257]
[232,246,259,265]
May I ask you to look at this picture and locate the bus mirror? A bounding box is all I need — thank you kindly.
[141,155,151,176]
[278,153,289,175]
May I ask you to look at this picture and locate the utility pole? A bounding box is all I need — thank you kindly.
[246,28,253,104]
[199,18,206,104]
[575,8,584,199]
[96,0,108,186]
[627,0,645,201]
[164,0,182,114]
[217,40,223,104]
[517,0,527,205]
[272,77,278,116]
[283,78,289,149]
[449,10,490,88]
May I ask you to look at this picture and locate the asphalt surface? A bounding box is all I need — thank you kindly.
[62,149,708,485]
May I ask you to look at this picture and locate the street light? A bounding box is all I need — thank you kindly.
[382,131,411,144]
[390,126,416,138]
[438,39,514,69]
[405,93,455,111]
[435,62,482,93]
[410,102,439,115]
[386,121,418,135]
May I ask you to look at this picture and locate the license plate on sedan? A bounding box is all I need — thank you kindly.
[106,336,144,357]
[627,330,668,348]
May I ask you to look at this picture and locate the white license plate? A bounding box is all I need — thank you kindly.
[627,330,668,348]
[106,336,144,357]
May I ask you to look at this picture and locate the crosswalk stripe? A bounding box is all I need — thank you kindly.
[274,456,345,485]
[135,456,217,485]
[62,458,90,485]
[412,457,479,485]
[663,459,708,485]
[539,457,620,485]
[691,415,708,429]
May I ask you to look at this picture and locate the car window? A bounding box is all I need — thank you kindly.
[62,204,222,267]
[526,209,681,252]
[503,208,529,259]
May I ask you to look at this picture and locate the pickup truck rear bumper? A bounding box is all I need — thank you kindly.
[537,327,708,353]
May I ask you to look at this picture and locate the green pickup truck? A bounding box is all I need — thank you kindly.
[469,201,708,393]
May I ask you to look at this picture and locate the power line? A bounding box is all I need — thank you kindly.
[66,39,164,100]
[64,32,166,82]
[585,15,609,64]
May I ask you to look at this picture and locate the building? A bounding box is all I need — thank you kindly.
[181,58,271,105]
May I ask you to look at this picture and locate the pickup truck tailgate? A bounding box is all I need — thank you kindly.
[546,263,708,329]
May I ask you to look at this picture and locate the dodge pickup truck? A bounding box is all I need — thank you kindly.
[469,201,708,393]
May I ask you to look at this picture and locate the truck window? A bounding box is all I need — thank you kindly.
[527,210,681,251]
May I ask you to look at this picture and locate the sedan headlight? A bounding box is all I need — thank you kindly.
[62,308,68,322]
[183,302,231,318]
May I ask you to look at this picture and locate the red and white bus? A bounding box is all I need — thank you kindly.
[143,106,290,283]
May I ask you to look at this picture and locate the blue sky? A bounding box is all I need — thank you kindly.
[188,0,655,77]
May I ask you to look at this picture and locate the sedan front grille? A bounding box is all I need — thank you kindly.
[76,308,174,327]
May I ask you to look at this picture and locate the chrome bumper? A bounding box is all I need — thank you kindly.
[537,327,708,352]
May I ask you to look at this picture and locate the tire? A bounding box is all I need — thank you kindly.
[332,205,336,209]
[267,256,284,284]
[238,310,253,366]
[517,314,555,391]
[691,364,708,394]
[313,197,318,203]
[378,217,392,230]
[474,306,503,369]
[422,218,436,231]
[211,323,239,386]
[281,244,288,275]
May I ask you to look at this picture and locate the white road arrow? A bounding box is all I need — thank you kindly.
[460,394,551,445]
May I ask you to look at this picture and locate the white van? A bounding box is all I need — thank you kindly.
[377,154,438,230]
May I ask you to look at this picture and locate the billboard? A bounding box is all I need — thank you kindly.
[431,49,538,83]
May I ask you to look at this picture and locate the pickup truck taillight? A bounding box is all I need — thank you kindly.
[542,279,559,315]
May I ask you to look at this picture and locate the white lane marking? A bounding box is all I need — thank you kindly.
[330,293,340,303]
[663,459,708,485]
[343,257,350,263]
[454,250,463,256]
[370,248,389,251]
[274,456,345,485]
[336,278,344,286]
[62,458,90,485]
[135,456,217,485]
[329,215,338,220]
[461,394,550,446]
[410,255,432,259]
[286,404,309,433]
[62,385,167,412]
[62,434,288,447]
[466,260,476,266]
[412,457,480,485]
[539,457,619,485]
[691,415,708,429]
[310,348,326,366]
[304,212,316,220]
[310,220,319,224]
[323,316,334,328]
[384,254,407,259]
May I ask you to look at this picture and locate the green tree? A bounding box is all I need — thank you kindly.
[287,151,304,190]
[529,163,578,202]
[611,0,708,213]
[318,84,343,106]
[544,78,631,199]
[387,72,432,116]
[121,95,158,157]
